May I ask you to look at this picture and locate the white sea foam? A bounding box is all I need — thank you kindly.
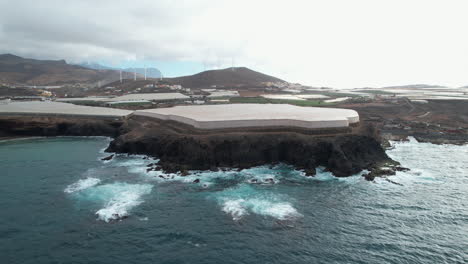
[93,183,153,222]
[114,157,148,167]
[248,199,301,220]
[97,138,112,154]
[222,199,248,220]
[71,182,153,222]
[214,184,302,221]
[95,190,144,222]
[147,168,236,186]
[64,177,101,193]
[371,137,468,187]
[221,198,301,221]
[100,154,159,175]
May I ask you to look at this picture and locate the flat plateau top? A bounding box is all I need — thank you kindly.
[136,104,359,129]
[0,101,132,117]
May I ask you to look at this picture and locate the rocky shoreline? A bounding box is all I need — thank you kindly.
[105,116,399,178]
[342,99,468,146]
[0,115,124,138]
[0,114,405,179]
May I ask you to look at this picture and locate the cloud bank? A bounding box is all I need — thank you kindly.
[1,0,468,87]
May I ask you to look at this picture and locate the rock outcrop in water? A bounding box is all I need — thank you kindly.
[106,116,393,177]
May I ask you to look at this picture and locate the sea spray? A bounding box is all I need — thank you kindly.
[64,177,101,193]
[212,184,302,221]
[71,182,153,222]
[95,190,147,222]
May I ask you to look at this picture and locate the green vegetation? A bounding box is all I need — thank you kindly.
[229,97,335,107]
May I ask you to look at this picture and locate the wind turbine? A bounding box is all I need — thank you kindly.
[97,63,101,88]
[144,64,147,81]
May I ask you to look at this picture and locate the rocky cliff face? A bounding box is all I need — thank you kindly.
[0,114,394,178]
[106,116,392,177]
[0,116,123,137]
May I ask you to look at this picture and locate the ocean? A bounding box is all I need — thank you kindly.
[0,137,467,264]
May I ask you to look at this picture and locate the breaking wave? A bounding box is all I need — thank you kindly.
[66,147,367,223]
[64,177,101,193]
[381,137,468,186]
[71,182,153,222]
[95,189,148,222]
[212,184,302,221]
[221,198,301,221]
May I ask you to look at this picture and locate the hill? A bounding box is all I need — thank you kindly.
[0,54,285,89]
[166,67,285,88]
[0,54,121,86]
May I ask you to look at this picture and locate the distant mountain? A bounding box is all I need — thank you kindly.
[78,62,162,78]
[0,54,122,86]
[166,67,285,88]
[76,62,115,70]
[0,54,280,88]
[382,84,447,89]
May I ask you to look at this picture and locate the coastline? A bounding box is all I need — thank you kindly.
[0,112,399,179]
[0,136,43,143]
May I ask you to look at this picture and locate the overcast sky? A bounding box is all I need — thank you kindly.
[0,0,468,88]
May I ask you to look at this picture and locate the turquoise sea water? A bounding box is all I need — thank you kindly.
[0,137,467,264]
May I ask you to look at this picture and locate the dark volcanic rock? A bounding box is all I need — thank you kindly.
[101,154,114,161]
[362,160,409,181]
[0,116,123,138]
[106,116,392,177]
[0,114,394,178]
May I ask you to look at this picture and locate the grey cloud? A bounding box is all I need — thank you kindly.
[0,0,240,63]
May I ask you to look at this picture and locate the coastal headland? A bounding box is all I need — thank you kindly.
[0,101,396,179]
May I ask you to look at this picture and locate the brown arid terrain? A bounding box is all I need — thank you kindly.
[339,99,468,145]
[0,54,121,86]
[165,67,284,88]
[53,67,284,96]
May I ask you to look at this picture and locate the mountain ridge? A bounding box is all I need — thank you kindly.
[0,54,285,88]
[0,54,121,86]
